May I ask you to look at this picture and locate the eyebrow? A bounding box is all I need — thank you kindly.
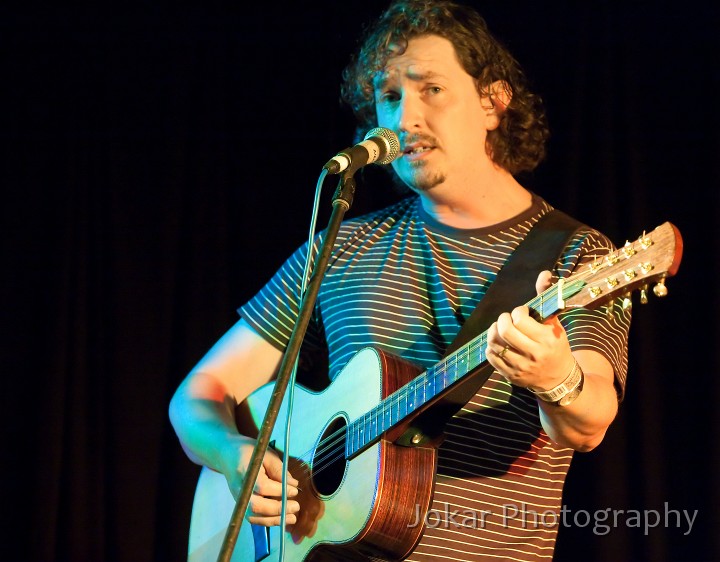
[374,69,446,90]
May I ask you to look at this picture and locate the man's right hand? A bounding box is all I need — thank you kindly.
[169,319,302,527]
[221,437,301,526]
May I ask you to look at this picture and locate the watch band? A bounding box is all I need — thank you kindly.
[557,372,585,407]
[529,360,584,405]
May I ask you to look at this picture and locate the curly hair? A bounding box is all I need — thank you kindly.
[341,0,549,175]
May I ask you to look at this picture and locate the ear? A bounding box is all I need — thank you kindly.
[482,80,512,131]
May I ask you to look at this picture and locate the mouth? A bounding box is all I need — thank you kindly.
[402,143,435,159]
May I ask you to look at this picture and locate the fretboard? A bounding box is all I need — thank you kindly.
[345,278,585,457]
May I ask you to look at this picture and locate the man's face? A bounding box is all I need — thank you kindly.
[374,34,494,193]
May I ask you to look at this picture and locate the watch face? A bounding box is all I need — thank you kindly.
[558,387,581,407]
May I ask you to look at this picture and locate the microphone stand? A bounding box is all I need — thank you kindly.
[217,170,357,562]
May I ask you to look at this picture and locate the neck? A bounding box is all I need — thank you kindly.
[418,168,532,229]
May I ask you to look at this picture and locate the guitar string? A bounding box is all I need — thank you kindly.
[286,238,654,480]
[307,336,489,475]
[308,278,575,476]
[306,275,588,476]
[306,283,549,473]
[308,343,487,477]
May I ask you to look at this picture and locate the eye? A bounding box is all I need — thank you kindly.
[377,90,400,104]
[426,86,443,95]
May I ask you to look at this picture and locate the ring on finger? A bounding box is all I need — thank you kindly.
[497,345,510,359]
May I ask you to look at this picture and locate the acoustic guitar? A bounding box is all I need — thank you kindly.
[188,222,683,561]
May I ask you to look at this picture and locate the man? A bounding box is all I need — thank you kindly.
[170,1,630,560]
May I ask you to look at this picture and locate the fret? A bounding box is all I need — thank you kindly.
[396,389,403,423]
[360,414,367,448]
[437,363,448,391]
[405,380,416,414]
[349,421,355,455]
[399,390,408,420]
[402,383,411,415]
[444,362,452,388]
[473,340,484,366]
[530,289,545,318]
[391,394,399,426]
[457,346,469,379]
[345,425,351,457]
[358,415,366,449]
[425,372,436,402]
[446,355,457,385]
[454,354,463,381]
[366,413,373,444]
[348,422,357,457]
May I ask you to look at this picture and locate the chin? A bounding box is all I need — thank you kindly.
[410,174,446,192]
[398,168,446,193]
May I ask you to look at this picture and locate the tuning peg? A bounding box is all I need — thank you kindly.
[640,284,649,304]
[639,231,652,249]
[653,277,668,297]
[622,293,633,310]
[622,241,636,258]
[606,299,614,320]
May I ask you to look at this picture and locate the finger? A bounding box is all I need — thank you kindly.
[496,344,512,362]
[495,312,514,335]
[485,323,508,361]
[485,322,498,349]
[486,321,500,345]
[536,270,553,295]
[496,312,528,345]
[513,307,564,341]
[510,305,530,324]
[254,473,299,498]
[486,321,502,348]
[249,495,301,518]
[510,305,547,338]
[262,452,300,488]
[248,513,298,526]
[497,310,540,355]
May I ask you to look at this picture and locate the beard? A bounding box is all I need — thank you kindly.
[396,160,446,193]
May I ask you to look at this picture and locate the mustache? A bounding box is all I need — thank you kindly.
[401,133,439,149]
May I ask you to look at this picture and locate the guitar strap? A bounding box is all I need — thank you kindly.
[399,209,583,442]
[447,208,583,355]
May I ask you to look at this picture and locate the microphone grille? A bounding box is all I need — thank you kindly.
[365,127,401,165]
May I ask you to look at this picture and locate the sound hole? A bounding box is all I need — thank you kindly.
[311,416,347,496]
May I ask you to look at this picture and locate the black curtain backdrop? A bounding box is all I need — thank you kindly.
[3,2,719,561]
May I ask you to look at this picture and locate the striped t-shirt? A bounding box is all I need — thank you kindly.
[239,194,630,561]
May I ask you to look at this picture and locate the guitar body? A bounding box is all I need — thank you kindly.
[189,347,438,562]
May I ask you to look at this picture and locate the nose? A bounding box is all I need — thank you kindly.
[397,92,423,133]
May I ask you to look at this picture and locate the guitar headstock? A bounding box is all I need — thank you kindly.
[563,222,683,310]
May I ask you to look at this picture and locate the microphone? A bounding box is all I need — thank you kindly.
[323,127,401,174]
